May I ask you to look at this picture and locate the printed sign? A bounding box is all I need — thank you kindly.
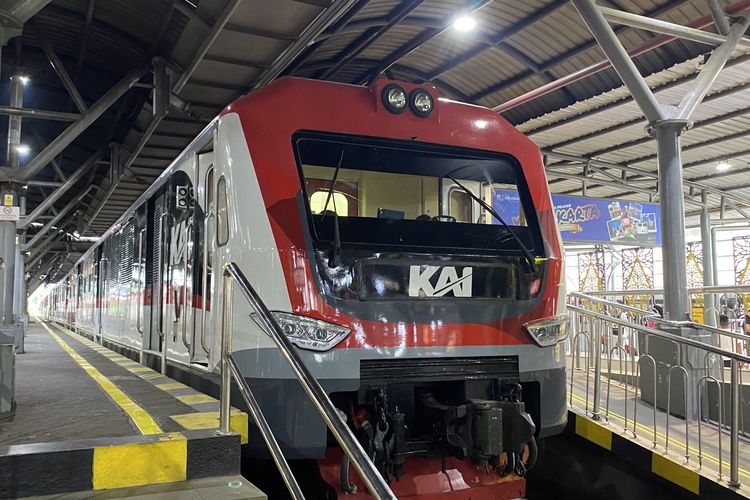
[492,189,661,246]
[3,194,13,206]
[0,206,20,221]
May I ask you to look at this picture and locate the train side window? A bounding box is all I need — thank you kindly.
[206,168,214,209]
[216,175,229,246]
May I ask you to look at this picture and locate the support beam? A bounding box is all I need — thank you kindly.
[254,0,359,89]
[493,0,750,113]
[569,0,666,123]
[124,58,169,171]
[319,0,424,80]
[599,6,750,48]
[27,230,66,269]
[19,66,146,181]
[708,0,731,35]
[23,187,94,251]
[354,0,492,85]
[19,149,103,230]
[29,20,88,114]
[677,14,750,120]
[173,0,242,94]
[0,106,80,122]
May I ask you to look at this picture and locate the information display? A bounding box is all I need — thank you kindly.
[492,189,661,246]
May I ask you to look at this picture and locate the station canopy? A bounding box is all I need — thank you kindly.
[2,0,750,284]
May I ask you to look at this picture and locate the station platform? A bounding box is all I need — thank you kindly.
[0,320,258,498]
[568,356,749,499]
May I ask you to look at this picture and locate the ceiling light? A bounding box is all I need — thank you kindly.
[18,76,30,85]
[16,144,30,156]
[453,15,476,32]
[716,161,731,172]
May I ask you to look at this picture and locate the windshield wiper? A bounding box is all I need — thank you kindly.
[447,176,537,272]
[321,151,344,266]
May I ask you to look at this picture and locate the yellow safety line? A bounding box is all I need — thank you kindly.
[569,392,750,479]
[40,321,163,435]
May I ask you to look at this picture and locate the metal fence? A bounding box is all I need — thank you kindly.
[567,291,750,487]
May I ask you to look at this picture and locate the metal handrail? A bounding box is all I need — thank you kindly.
[181,221,192,350]
[219,262,395,499]
[568,301,746,486]
[568,304,750,363]
[569,291,749,341]
[580,285,750,296]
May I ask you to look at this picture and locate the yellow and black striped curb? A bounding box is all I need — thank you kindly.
[568,410,744,499]
[0,429,240,498]
[47,322,249,443]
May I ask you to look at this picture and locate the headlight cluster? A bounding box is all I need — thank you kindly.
[382,84,434,117]
[523,315,569,347]
[271,312,350,351]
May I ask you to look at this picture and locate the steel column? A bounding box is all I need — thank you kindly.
[699,194,717,327]
[0,75,23,328]
[6,75,24,168]
[730,359,741,486]
[19,149,103,230]
[571,0,665,123]
[20,67,146,181]
[653,120,691,321]
[122,59,169,174]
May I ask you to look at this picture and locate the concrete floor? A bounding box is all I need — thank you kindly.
[0,322,137,445]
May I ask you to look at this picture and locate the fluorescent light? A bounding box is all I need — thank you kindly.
[453,15,476,32]
[716,161,731,172]
[18,76,30,85]
[16,144,30,155]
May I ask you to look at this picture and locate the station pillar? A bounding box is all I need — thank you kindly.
[700,193,717,328]
[0,74,25,350]
[650,119,691,322]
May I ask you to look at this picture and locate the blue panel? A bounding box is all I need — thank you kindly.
[491,190,661,246]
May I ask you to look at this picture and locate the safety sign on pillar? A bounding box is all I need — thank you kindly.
[0,195,20,223]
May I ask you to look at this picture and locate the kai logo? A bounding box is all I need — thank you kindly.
[408,266,473,298]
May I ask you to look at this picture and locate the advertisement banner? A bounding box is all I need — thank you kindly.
[492,189,661,246]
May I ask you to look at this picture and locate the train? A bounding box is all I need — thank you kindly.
[43,76,567,499]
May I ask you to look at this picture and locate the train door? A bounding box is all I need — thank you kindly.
[133,206,148,361]
[148,192,170,356]
[94,245,103,344]
[166,165,197,362]
[193,146,214,366]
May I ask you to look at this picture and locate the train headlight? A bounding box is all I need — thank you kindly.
[382,84,408,114]
[523,315,569,347]
[271,312,350,351]
[409,89,434,117]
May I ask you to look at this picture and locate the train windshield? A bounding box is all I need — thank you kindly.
[294,133,543,256]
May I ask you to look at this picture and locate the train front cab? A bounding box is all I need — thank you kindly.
[221,78,567,498]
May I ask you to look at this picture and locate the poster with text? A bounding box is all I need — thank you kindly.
[492,190,661,246]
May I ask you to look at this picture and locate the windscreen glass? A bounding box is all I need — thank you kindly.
[295,134,542,256]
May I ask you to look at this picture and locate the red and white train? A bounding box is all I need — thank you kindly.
[44,77,567,499]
